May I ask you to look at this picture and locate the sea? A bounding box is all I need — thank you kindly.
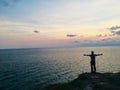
[0,46,120,90]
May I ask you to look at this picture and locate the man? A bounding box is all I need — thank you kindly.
[84,51,103,73]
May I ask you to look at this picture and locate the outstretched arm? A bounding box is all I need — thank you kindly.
[95,54,103,56]
[84,54,90,56]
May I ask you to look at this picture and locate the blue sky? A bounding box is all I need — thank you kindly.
[0,0,120,49]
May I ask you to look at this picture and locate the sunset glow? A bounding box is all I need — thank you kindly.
[0,0,120,49]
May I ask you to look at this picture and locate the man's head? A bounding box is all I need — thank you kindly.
[91,51,94,55]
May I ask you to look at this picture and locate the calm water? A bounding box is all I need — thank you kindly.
[0,46,120,90]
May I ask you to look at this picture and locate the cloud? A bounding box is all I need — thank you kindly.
[110,29,120,35]
[66,34,77,37]
[96,34,102,37]
[0,0,20,7]
[108,25,120,30]
[73,37,120,47]
[115,31,120,35]
[108,34,115,36]
[107,25,120,36]
[101,38,112,41]
[34,30,39,33]
[96,34,108,37]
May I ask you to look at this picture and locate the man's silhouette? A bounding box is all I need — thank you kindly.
[84,51,103,73]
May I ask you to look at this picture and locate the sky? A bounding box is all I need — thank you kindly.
[0,0,120,49]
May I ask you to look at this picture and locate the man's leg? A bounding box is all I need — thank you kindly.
[91,64,94,73]
[93,64,96,73]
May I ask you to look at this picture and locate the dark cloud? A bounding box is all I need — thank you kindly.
[110,29,120,35]
[107,25,120,36]
[34,30,39,33]
[108,25,120,30]
[115,31,120,35]
[0,0,20,7]
[96,34,108,37]
[66,34,77,37]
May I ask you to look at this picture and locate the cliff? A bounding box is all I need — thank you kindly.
[34,72,120,90]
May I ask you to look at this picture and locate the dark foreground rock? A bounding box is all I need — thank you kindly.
[34,72,120,90]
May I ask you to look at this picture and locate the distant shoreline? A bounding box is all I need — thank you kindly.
[34,72,120,90]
